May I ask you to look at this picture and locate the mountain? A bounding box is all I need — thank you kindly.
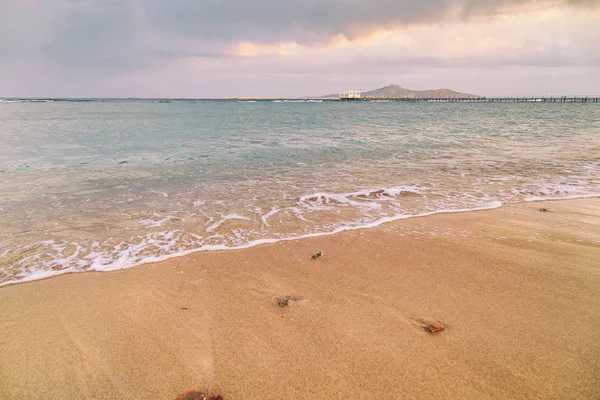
[316,85,480,99]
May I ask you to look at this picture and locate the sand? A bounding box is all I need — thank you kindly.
[1,199,599,399]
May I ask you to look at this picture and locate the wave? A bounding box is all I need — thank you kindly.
[274,100,323,103]
[524,193,600,202]
[0,199,504,288]
[1,178,598,288]
[0,98,103,103]
[0,99,55,103]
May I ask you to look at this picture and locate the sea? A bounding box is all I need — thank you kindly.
[1,99,599,286]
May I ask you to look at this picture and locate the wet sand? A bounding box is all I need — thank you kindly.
[1,198,599,399]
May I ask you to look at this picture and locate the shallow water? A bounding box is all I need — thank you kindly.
[1,99,599,285]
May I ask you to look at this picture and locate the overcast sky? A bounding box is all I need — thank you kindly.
[1,0,599,97]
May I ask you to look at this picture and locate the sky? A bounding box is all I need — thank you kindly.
[1,0,599,97]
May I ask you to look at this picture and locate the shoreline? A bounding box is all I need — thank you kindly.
[1,198,599,399]
[2,194,598,289]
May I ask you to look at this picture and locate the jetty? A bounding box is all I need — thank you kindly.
[340,91,599,103]
[362,96,599,103]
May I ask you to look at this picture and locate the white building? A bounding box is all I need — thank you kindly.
[340,90,362,100]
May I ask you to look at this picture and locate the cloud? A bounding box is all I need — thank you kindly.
[3,0,596,63]
[0,0,598,96]
[138,0,598,42]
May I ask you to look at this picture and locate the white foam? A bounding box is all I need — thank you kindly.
[523,193,600,202]
[206,213,251,232]
[139,213,180,228]
[298,186,424,212]
[4,166,600,289]
[0,248,13,258]
[0,200,504,288]
[261,207,281,226]
[0,99,54,103]
[289,207,312,222]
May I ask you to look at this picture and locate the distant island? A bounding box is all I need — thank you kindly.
[315,84,480,99]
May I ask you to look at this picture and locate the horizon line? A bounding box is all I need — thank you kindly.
[3,95,600,100]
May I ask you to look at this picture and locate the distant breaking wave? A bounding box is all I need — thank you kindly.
[0,98,103,103]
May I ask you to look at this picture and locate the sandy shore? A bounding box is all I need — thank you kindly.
[1,198,599,399]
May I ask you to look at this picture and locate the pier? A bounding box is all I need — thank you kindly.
[341,95,599,103]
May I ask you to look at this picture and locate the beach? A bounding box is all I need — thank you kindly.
[3,0,600,398]
[1,198,599,399]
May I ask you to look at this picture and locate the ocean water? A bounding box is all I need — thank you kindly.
[1,99,599,286]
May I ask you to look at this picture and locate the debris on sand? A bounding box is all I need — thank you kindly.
[422,323,446,334]
[277,298,290,308]
[311,251,324,260]
[538,208,550,212]
[276,296,304,308]
[174,391,223,400]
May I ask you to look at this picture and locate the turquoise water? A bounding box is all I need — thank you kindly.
[1,99,599,285]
